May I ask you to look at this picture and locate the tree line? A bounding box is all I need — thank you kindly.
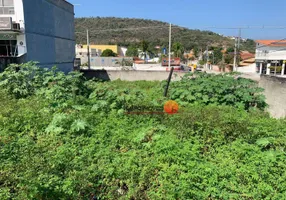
[75,17,256,53]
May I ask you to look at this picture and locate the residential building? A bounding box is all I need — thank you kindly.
[239,51,255,66]
[75,44,100,65]
[118,46,127,57]
[256,40,286,75]
[0,0,75,72]
[82,45,120,56]
[237,51,256,73]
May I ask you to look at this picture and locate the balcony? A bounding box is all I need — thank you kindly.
[0,6,14,15]
[0,44,26,58]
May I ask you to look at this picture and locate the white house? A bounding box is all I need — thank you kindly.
[256,40,286,75]
[0,0,75,72]
[118,46,127,57]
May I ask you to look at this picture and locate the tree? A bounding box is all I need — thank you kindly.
[193,47,199,58]
[101,49,117,57]
[224,54,234,64]
[226,47,234,53]
[75,17,256,53]
[126,45,139,57]
[172,42,184,58]
[141,40,149,61]
[212,47,223,64]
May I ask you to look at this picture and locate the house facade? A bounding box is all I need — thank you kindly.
[0,0,75,72]
[255,40,286,75]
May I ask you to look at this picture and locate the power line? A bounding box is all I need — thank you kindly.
[204,26,286,29]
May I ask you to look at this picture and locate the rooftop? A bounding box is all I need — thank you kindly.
[256,40,286,47]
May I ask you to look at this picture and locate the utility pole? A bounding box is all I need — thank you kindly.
[87,29,91,70]
[237,28,241,51]
[233,28,241,72]
[233,38,237,71]
[168,23,172,69]
[206,44,209,69]
[164,23,173,97]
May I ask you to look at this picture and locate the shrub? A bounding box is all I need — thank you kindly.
[169,72,267,110]
[2,65,284,200]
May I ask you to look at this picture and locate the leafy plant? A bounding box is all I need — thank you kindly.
[1,62,285,200]
[101,49,117,57]
[169,72,267,110]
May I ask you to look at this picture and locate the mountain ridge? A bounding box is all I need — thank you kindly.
[75,17,255,52]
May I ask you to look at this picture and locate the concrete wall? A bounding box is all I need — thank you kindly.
[259,75,286,118]
[81,57,133,67]
[211,65,232,73]
[237,63,257,73]
[81,69,187,81]
[81,69,286,118]
[256,45,286,60]
[22,0,75,72]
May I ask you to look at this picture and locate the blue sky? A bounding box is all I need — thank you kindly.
[69,0,286,39]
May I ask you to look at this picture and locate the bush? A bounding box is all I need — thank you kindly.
[101,49,117,57]
[2,64,285,200]
[169,72,267,110]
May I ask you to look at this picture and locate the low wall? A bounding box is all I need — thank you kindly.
[259,75,286,118]
[237,63,257,73]
[212,65,232,73]
[81,69,187,81]
[81,70,286,118]
[80,57,133,67]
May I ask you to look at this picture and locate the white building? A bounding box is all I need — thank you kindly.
[0,0,75,72]
[76,44,100,57]
[118,46,127,57]
[75,44,101,65]
[256,40,286,75]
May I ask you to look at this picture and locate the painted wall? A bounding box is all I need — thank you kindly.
[237,63,257,73]
[256,44,286,60]
[22,0,75,72]
[1,0,24,24]
[81,57,133,67]
[83,45,119,54]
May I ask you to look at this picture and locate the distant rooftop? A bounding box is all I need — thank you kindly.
[256,40,286,47]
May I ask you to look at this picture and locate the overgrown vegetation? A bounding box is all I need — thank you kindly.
[1,62,286,200]
[75,17,256,53]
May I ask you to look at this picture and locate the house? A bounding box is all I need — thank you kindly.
[239,51,255,67]
[82,45,120,56]
[237,51,256,73]
[118,46,127,57]
[255,40,286,75]
[0,0,75,72]
[75,44,101,65]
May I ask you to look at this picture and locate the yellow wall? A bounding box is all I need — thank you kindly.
[82,45,119,54]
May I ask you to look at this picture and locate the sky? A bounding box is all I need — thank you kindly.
[69,0,286,40]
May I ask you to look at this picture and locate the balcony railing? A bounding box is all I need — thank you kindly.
[0,44,26,57]
[0,7,14,15]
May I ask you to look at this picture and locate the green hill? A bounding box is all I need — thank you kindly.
[75,17,255,52]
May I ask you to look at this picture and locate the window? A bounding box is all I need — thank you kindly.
[0,0,14,15]
[2,0,14,6]
[0,7,14,14]
[8,8,13,14]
